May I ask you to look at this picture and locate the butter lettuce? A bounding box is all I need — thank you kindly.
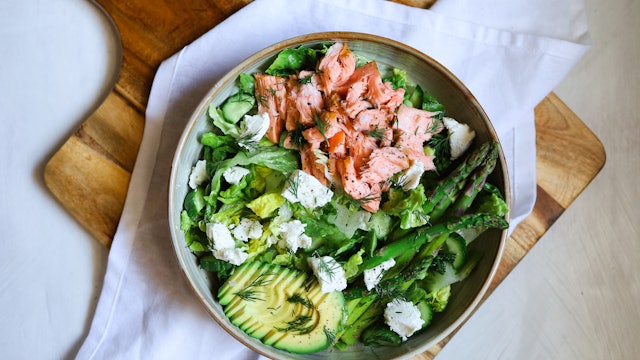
[381,184,429,229]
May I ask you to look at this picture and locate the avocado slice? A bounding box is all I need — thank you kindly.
[219,261,346,354]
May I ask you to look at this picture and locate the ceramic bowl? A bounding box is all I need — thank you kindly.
[168,32,510,360]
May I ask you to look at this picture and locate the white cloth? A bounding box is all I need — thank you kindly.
[76,0,590,358]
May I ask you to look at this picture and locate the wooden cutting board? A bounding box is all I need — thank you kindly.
[43,0,605,358]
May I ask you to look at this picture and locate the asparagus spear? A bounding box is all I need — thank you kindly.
[446,141,500,218]
[335,258,433,346]
[424,141,494,222]
[360,212,509,272]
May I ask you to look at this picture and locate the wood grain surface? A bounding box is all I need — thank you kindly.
[42,0,605,357]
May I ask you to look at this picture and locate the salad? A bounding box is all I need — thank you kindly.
[179,42,509,354]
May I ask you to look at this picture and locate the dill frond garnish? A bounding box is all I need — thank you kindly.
[287,293,315,309]
[427,117,443,134]
[366,126,387,140]
[314,113,329,143]
[343,191,382,209]
[275,315,314,334]
[315,256,342,281]
[323,326,337,345]
[290,122,306,147]
[235,272,273,302]
[298,75,313,84]
[285,171,301,198]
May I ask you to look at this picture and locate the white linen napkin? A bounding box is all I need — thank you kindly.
[76,0,590,358]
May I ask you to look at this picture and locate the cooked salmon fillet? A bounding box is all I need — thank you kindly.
[254,42,442,212]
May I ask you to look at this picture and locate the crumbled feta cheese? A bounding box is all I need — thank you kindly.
[188,160,208,189]
[277,219,312,253]
[213,248,248,266]
[281,170,333,209]
[443,117,476,160]
[397,161,425,190]
[206,222,248,265]
[223,166,250,185]
[231,218,263,242]
[308,256,347,293]
[363,259,396,290]
[206,222,235,250]
[238,112,270,150]
[384,299,425,341]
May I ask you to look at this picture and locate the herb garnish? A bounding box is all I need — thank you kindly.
[235,272,273,302]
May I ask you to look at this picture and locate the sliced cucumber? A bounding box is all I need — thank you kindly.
[445,232,467,269]
[221,92,255,124]
[184,187,205,221]
[219,261,345,354]
[416,300,434,329]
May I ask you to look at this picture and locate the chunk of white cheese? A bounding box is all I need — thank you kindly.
[206,222,235,250]
[231,218,263,242]
[384,299,425,341]
[307,256,348,293]
[281,170,333,209]
[206,222,249,266]
[363,259,396,290]
[238,112,270,150]
[276,219,312,253]
[222,166,250,185]
[443,117,476,160]
[213,248,248,266]
[397,161,425,191]
[188,160,208,189]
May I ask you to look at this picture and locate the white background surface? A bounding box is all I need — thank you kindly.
[0,1,638,359]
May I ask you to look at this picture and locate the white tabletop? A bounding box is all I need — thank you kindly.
[0,0,638,359]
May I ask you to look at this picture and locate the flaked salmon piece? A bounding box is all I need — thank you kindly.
[341,80,372,118]
[394,104,442,170]
[336,157,381,212]
[301,111,345,150]
[360,147,410,185]
[383,84,405,111]
[255,73,288,143]
[302,126,325,150]
[400,147,437,171]
[349,132,378,171]
[395,104,441,143]
[328,131,346,158]
[300,144,330,186]
[286,71,324,131]
[317,43,357,94]
[353,109,389,132]
[363,64,396,107]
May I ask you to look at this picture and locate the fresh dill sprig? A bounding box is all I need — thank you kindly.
[315,256,342,281]
[366,126,387,140]
[290,123,306,147]
[323,326,337,345]
[314,113,329,143]
[287,293,315,309]
[298,75,313,84]
[343,191,382,209]
[429,252,456,275]
[275,315,314,334]
[235,272,273,302]
[285,171,301,198]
